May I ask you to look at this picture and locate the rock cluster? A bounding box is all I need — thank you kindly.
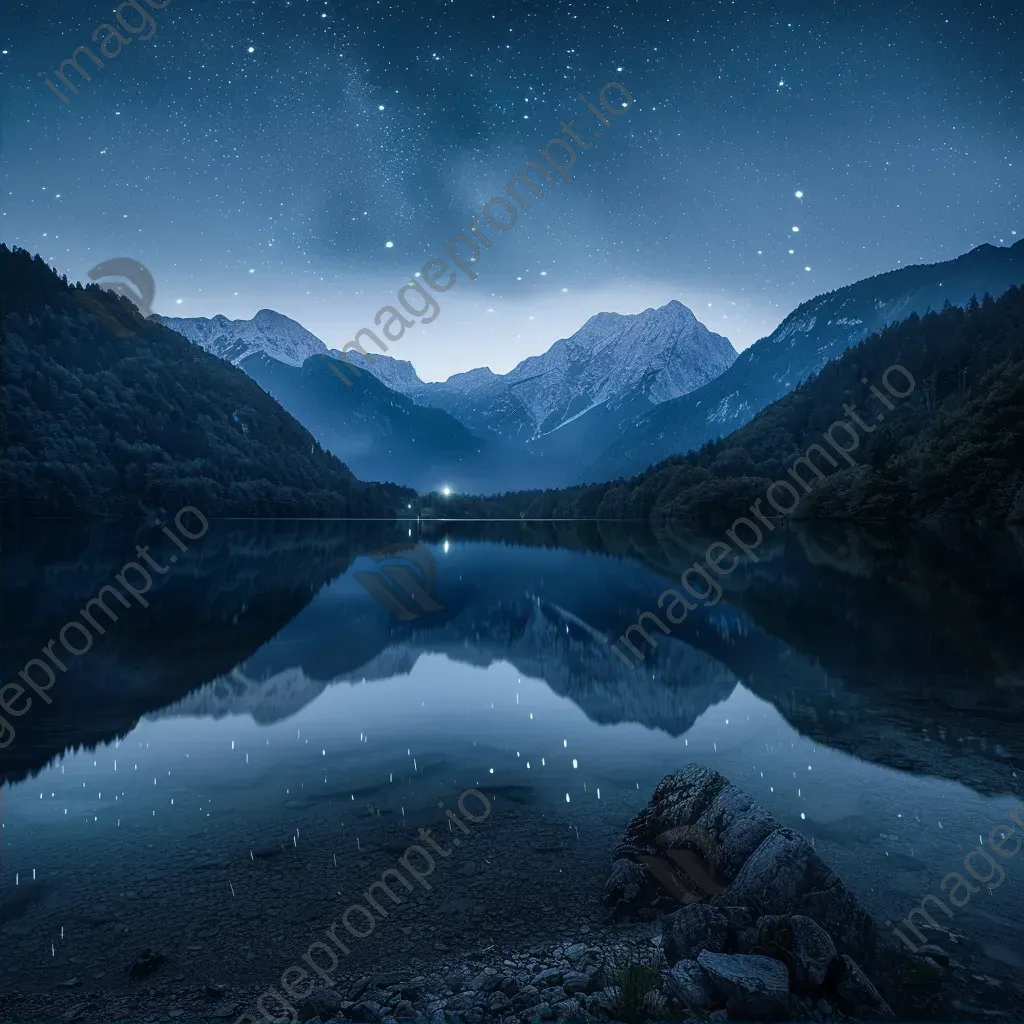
[657,914,892,1020]
[287,934,655,1024]
[602,764,896,1020]
[275,767,900,1024]
[265,923,893,1024]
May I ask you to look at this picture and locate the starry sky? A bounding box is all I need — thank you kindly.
[2,0,1021,381]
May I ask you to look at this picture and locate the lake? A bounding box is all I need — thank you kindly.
[2,519,1023,1020]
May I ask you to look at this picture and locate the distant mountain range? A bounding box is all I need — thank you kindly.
[158,299,737,492]
[155,309,516,489]
[451,277,1024,526]
[154,241,1024,495]
[346,299,736,443]
[9,238,1021,509]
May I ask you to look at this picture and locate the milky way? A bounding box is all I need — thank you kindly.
[2,0,1021,378]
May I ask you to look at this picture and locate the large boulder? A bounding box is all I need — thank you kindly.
[697,952,790,1019]
[619,764,776,876]
[661,959,715,1011]
[727,830,874,960]
[604,764,876,962]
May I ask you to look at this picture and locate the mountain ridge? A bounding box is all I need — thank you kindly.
[443,277,1024,525]
[345,299,738,444]
[158,298,740,492]
[156,308,328,368]
[587,239,1024,480]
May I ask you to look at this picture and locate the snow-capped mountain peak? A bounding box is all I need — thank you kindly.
[333,350,426,392]
[512,299,732,427]
[156,309,328,367]
[442,366,500,391]
[346,299,737,442]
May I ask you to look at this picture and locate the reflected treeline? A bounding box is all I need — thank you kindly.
[4,517,1024,797]
[0,519,406,784]
[424,517,1024,693]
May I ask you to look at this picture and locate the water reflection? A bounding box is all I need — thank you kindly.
[2,518,1023,999]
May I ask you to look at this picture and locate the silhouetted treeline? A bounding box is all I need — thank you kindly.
[441,287,1024,526]
[0,246,413,517]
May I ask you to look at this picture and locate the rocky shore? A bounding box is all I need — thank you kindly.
[3,765,1019,1024]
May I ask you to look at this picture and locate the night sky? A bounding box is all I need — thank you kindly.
[2,0,1021,380]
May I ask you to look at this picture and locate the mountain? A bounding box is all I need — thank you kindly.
[153,599,739,736]
[443,281,1024,525]
[589,240,1024,480]
[346,299,737,446]
[333,350,425,393]
[156,309,515,491]
[159,299,735,492]
[0,246,410,517]
[237,351,541,492]
[156,308,328,367]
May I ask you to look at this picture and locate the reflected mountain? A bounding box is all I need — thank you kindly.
[153,592,741,736]
[3,519,1023,798]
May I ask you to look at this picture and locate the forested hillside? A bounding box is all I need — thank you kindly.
[0,246,412,517]
[590,239,1024,481]
[441,287,1024,526]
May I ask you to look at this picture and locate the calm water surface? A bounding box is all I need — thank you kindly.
[2,519,1023,999]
